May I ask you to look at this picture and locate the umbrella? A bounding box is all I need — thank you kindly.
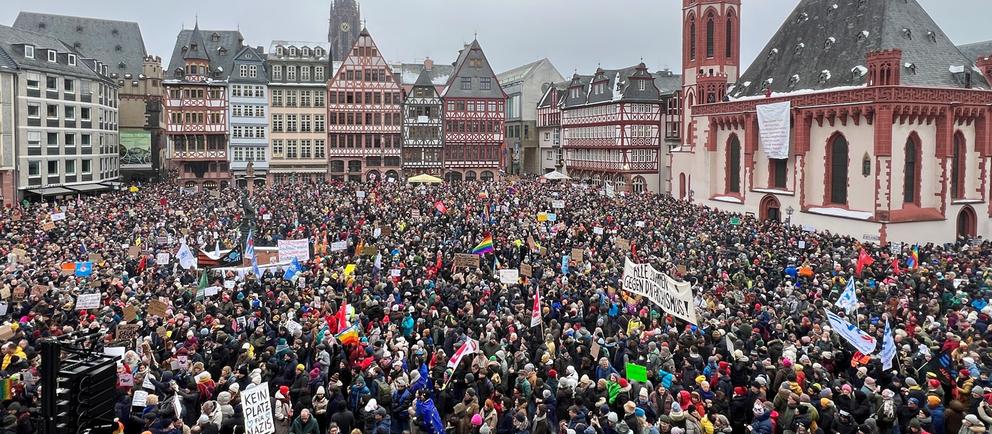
[407,174,444,184]
[542,171,571,180]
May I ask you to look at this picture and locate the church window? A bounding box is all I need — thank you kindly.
[828,134,849,204]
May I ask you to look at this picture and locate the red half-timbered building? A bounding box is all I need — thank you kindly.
[164,25,245,190]
[326,28,403,182]
[441,39,506,181]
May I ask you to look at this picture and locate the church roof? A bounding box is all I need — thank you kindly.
[958,40,992,62]
[730,0,989,99]
[12,12,148,77]
[166,27,246,81]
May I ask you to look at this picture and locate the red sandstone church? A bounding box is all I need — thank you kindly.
[672,0,992,244]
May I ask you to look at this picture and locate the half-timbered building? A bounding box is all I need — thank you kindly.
[441,39,506,182]
[326,28,402,182]
[560,63,680,194]
[536,82,567,174]
[164,25,246,190]
[672,0,992,244]
[401,59,444,176]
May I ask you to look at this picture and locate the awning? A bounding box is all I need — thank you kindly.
[26,187,73,196]
[66,183,110,193]
[101,181,125,188]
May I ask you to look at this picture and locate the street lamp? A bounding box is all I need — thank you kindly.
[786,205,795,224]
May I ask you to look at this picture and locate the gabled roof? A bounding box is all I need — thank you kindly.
[561,63,667,108]
[731,0,989,99]
[537,81,569,108]
[392,62,453,86]
[958,40,992,63]
[0,25,104,80]
[442,39,506,99]
[166,27,246,81]
[496,58,550,86]
[13,12,148,77]
[413,68,436,88]
[183,24,210,61]
[231,46,268,83]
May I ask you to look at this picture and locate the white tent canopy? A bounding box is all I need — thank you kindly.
[542,171,571,180]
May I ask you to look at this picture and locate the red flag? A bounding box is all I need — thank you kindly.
[334,300,348,333]
[447,339,478,369]
[856,248,875,277]
[434,200,448,214]
[891,257,901,276]
[530,287,542,327]
[631,243,640,262]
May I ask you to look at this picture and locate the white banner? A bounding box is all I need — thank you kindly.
[552,200,565,209]
[50,212,67,222]
[242,384,275,434]
[498,269,519,285]
[277,239,310,263]
[823,308,877,354]
[330,240,348,252]
[156,252,170,265]
[756,100,791,159]
[75,293,102,310]
[622,257,697,324]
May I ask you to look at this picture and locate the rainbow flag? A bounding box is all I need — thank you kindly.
[336,324,360,346]
[910,244,920,270]
[472,234,494,255]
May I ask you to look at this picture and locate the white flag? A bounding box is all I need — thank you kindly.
[447,338,479,369]
[834,279,858,314]
[824,309,877,354]
[881,319,896,371]
[531,287,542,327]
[176,242,196,270]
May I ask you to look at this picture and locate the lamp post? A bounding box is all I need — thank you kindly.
[786,205,795,224]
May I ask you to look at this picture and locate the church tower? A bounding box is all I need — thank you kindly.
[328,0,361,62]
[681,0,740,132]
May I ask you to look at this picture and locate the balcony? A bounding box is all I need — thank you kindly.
[172,150,227,160]
[166,124,227,133]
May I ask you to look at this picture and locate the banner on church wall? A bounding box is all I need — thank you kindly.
[756,100,791,160]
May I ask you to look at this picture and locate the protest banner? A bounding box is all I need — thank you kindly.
[204,286,220,297]
[50,212,66,222]
[116,324,140,344]
[75,293,102,310]
[156,252,170,265]
[148,300,169,318]
[132,390,149,407]
[498,269,519,285]
[330,240,348,252]
[277,239,310,262]
[241,384,275,434]
[570,248,584,263]
[622,257,698,324]
[520,263,533,277]
[454,253,480,269]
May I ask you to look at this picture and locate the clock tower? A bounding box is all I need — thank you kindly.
[328,0,361,62]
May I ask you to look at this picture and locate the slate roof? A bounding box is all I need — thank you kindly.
[0,46,18,71]
[442,40,506,99]
[13,12,147,77]
[496,58,548,86]
[392,62,453,86]
[958,41,992,62]
[561,63,668,108]
[537,81,569,108]
[731,0,990,99]
[412,68,436,88]
[0,25,104,80]
[166,28,247,81]
[231,46,269,83]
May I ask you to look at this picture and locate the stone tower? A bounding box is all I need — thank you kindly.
[328,0,361,62]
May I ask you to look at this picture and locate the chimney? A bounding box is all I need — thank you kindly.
[424,57,433,71]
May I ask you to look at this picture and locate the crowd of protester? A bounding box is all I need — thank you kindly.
[0,178,990,434]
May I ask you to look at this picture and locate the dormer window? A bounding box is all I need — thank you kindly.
[858,31,870,42]
[47,50,57,63]
[218,47,228,56]
[314,48,323,57]
[818,69,831,83]
[119,61,126,70]
[289,47,297,57]
[190,43,198,51]
[302,47,311,57]
[276,46,284,56]
[24,45,34,59]
[210,33,220,42]
[115,45,122,52]
[794,43,805,56]
[824,37,835,50]
[795,12,808,24]
[904,62,917,75]
[76,25,83,33]
[68,54,76,66]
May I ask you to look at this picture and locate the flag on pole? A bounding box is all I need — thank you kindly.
[434,200,447,214]
[447,338,478,369]
[855,248,875,276]
[335,324,360,346]
[909,244,920,269]
[834,278,859,314]
[530,287,542,327]
[334,300,348,333]
[177,241,196,270]
[823,308,877,354]
[373,252,382,271]
[881,319,896,371]
[472,234,494,255]
[73,261,94,277]
[246,229,261,279]
[283,257,303,281]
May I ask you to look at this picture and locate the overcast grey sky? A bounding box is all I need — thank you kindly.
[3,0,990,76]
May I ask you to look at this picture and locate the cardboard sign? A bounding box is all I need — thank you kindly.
[11,286,24,301]
[75,293,102,310]
[454,253,480,269]
[32,285,48,298]
[330,240,348,252]
[241,384,275,434]
[148,300,168,318]
[676,265,688,275]
[591,341,601,360]
[411,209,421,219]
[616,238,631,251]
[50,212,66,222]
[11,248,26,260]
[156,252,170,265]
[88,253,103,264]
[520,263,533,277]
[361,245,377,256]
[224,280,236,289]
[116,324,141,343]
[123,305,137,322]
[0,325,14,341]
[571,248,584,263]
[127,246,140,258]
[118,372,134,387]
[0,287,9,300]
[42,222,55,232]
[204,286,220,297]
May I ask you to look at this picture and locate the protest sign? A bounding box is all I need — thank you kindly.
[626,363,648,383]
[156,252,170,265]
[117,371,134,387]
[570,248,584,263]
[552,199,565,209]
[356,191,366,199]
[204,286,220,297]
[116,324,141,343]
[123,305,137,322]
[262,213,272,221]
[11,286,24,301]
[50,212,66,222]
[362,245,377,256]
[242,384,275,434]
[622,257,698,324]
[454,253,480,269]
[42,222,55,231]
[88,253,103,264]
[390,269,401,277]
[537,212,548,222]
[0,325,13,341]
[277,239,310,262]
[148,300,168,318]
[75,293,102,310]
[330,240,348,252]
[616,238,630,251]
[498,269,519,285]
[0,287,9,300]
[635,221,646,228]
[0,302,7,316]
[127,246,140,258]
[593,227,604,235]
[284,319,303,336]
[527,236,537,252]
[132,390,149,407]
[224,280,236,289]
[32,284,48,298]
[520,263,533,277]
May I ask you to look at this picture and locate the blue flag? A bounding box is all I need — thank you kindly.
[881,319,896,370]
[410,363,433,394]
[415,398,445,434]
[74,261,94,277]
[834,278,858,314]
[283,257,302,280]
[561,255,569,275]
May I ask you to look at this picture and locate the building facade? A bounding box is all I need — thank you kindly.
[497,58,563,175]
[536,82,567,174]
[560,64,680,194]
[326,28,402,182]
[0,25,121,205]
[229,46,269,188]
[441,39,506,181]
[266,41,331,184]
[328,0,360,63]
[672,0,992,244]
[164,25,245,190]
[401,59,444,176]
[14,12,164,184]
